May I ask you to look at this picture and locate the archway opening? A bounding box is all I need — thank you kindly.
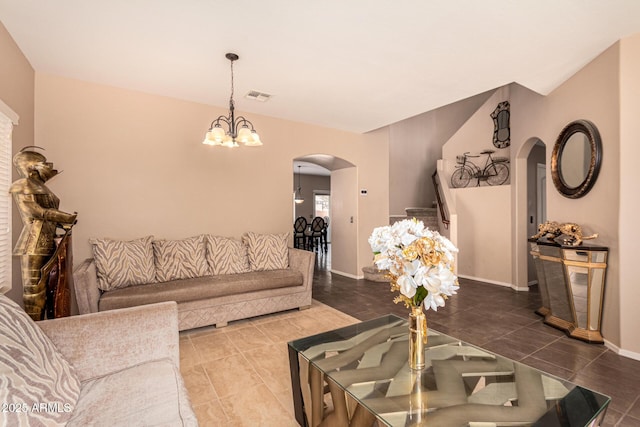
[292,155,356,276]
[514,137,547,289]
[525,139,547,285]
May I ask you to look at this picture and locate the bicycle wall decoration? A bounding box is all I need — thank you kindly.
[450,149,510,188]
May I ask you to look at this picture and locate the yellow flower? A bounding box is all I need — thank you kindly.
[423,250,443,266]
[402,246,419,261]
[416,237,435,253]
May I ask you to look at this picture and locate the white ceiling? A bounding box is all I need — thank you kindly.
[293,155,355,175]
[294,161,330,177]
[1,1,640,133]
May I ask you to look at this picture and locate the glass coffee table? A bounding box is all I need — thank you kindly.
[288,314,610,427]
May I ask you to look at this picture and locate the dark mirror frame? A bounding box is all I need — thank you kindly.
[551,119,602,199]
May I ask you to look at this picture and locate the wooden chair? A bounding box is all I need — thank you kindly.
[309,217,326,253]
[293,217,308,249]
[322,216,329,251]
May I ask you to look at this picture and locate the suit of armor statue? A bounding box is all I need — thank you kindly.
[10,148,77,321]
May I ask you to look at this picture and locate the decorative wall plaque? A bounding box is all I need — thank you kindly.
[491,101,510,148]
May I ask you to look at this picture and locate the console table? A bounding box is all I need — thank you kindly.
[288,315,610,427]
[528,238,608,343]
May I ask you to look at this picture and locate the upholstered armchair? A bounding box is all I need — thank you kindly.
[0,295,198,426]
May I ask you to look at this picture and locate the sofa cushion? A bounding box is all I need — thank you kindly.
[98,269,303,312]
[90,235,157,291]
[242,232,290,271]
[0,294,80,426]
[153,235,210,282]
[67,358,197,426]
[205,235,251,275]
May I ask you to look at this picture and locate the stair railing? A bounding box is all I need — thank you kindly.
[432,170,450,229]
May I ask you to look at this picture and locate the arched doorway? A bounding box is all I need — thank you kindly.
[292,155,357,276]
[526,140,546,285]
[514,137,547,289]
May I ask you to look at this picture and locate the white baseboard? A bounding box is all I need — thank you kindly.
[331,269,363,280]
[458,274,529,292]
[604,339,640,361]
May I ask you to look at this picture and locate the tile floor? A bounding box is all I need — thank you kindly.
[311,257,640,427]
[179,248,640,426]
[178,300,358,426]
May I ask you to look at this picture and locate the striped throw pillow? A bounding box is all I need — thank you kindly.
[242,232,290,271]
[153,235,210,282]
[205,236,251,275]
[90,236,157,291]
[0,294,80,426]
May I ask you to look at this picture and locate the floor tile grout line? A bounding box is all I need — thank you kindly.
[199,362,230,422]
[614,395,640,426]
[242,347,296,419]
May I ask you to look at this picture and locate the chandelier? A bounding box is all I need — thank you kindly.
[202,53,262,148]
[294,165,304,204]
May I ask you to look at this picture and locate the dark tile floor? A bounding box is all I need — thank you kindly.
[311,253,640,426]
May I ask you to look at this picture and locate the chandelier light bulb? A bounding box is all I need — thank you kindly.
[211,127,225,142]
[236,126,253,144]
[249,131,262,146]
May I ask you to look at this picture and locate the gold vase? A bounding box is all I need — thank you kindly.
[408,304,427,370]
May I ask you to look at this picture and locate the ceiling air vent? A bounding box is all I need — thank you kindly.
[245,90,272,102]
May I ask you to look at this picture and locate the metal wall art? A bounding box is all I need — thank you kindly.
[491,101,510,148]
[450,149,509,188]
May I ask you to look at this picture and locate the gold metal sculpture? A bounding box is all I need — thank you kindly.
[10,147,77,321]
[531,220,598,246]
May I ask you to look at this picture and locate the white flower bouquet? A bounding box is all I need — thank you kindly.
[368,218,459,311]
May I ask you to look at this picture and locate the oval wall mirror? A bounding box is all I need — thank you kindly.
[551,119,602,199]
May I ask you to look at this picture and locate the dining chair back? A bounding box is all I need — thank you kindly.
[293,217,308,249]
[310,217,327,253]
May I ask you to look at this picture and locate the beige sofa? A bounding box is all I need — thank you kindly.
[0,295,197,426]
[74,233,315,330]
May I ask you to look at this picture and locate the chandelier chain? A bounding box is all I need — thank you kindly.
[229,59,235,107]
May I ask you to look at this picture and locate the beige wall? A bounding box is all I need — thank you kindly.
[33,73,389,289]
[510,84,548,294]
[619,33,640,356]
[513,43,622,348]
[357,126,390,275]
[0,22,34,304]
[330,167,358,277]
[454,185,512,286]
[388,90,492,215]
[441,86,515,287]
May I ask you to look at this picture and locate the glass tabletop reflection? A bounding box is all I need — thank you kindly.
[288,314,610,427]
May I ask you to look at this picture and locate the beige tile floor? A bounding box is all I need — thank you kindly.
[179,301,359,426]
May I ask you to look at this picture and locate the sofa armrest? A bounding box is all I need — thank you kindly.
[288,248,315,291]
[37,301,180,382]
[73,258,101,314]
